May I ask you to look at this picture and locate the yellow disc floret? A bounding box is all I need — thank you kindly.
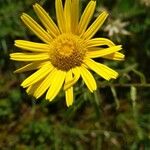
[50,34,87,71]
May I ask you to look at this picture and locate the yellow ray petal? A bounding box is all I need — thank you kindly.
[21,13,52,43]
[84,58,118,80]
[79,66,97,92]
[85,38,115,48]
[78,1,96,35]
[64,67,80,91]
[15,40,51,52]
[95,63,119,79]
[34,68,57,98]
[65,87,73,107]
[46,70,66,101]
[87,47,124,60]
[87,45,122,58]
[55,0,66,33]
[33,3,60,37]
[71,0,79,33]
[64,0,71,32]
[14,61,48,73]
[26,81,42,95]
[82,11,108,40]
[10,53,49,61]
[65,70,74,107]
[102,52,125,61]
[21,62,53,88]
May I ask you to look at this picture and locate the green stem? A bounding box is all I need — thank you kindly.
[93,90,102,119]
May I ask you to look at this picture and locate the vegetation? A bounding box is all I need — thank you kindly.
[0,0,150,149]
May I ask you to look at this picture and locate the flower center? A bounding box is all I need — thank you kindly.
[50,34,86,71]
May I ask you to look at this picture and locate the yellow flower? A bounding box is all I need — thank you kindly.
[10,0,124,107]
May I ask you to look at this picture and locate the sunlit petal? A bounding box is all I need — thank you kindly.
[87,45,122,58]
[46,70,66,101]
[14,61,48,73]
[85,38,115,48]
[10,53,49,61]
[84,58,118,80]
[64,0,71,32]
[21,13,52,43]
[79,66,97,92]
[21,62,53,88]
[34,68,57,98]
[15,40,50,52]
[55,0,66,33]
[71,0,80,33]
[82,11,108,39]
[78,1,96,35]
[65,70,74,107]
[33,3,60,37]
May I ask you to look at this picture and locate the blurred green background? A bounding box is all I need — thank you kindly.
[0,0,150,149]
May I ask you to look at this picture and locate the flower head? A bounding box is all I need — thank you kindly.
[10,0,124,107]
[141,0,150,7]
[104,19,130,41]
